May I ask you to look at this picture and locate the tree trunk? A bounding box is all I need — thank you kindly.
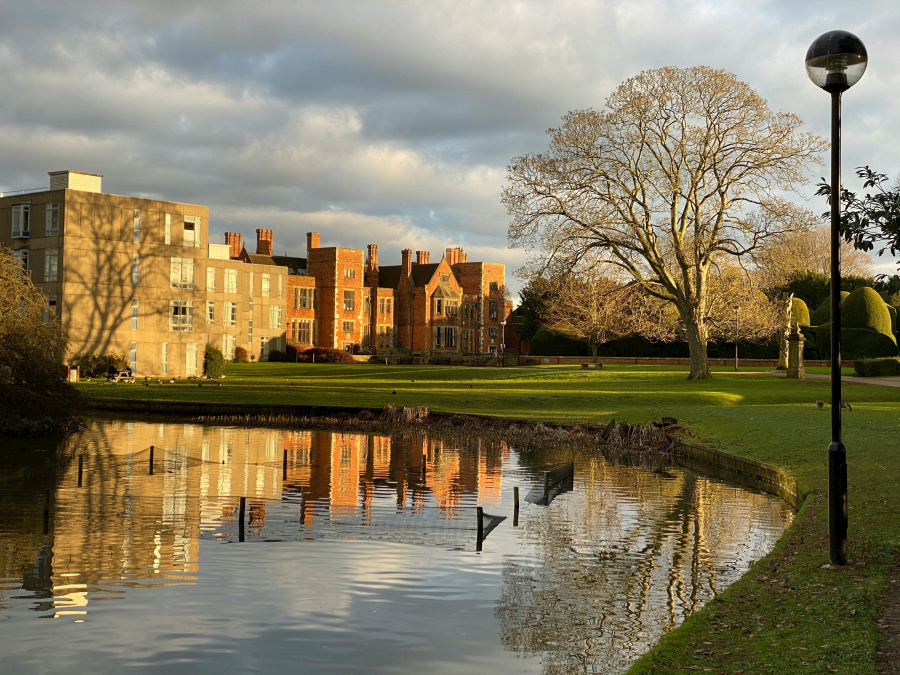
[591,343,598,364]
[683,318,711,380]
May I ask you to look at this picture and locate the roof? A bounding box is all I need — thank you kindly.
[432,284,459,299]
[378,265,404,289]
[412,263,441,287]
[242,253,307,274]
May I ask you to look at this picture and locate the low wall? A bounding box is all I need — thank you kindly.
[520,355,851,368]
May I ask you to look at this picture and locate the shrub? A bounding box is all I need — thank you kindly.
[791,297,810,327]
[285,344,299,362]
[529,327,589,356]
[296,347,355,363]
[888,305,897,335]
[810,291,851,327]
[854,357,900,377]
[267,349,284,362]
[204,343,225,378]
[233,346,249,363]
[842,287,892,335]
[816,323,899,359]
[71,352,129,378]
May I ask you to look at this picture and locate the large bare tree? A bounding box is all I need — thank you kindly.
[504,66,825,379]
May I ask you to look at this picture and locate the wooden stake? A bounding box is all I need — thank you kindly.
[42,490,50,535]
[149,445,155,475]
[476,506,484,552]
[544,471,550,503]
[513,486,519,527]
[239,496,246,542]
[78,456,84,487]
[283,449,288,481]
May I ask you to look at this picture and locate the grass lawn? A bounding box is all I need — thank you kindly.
[75,363,900,673]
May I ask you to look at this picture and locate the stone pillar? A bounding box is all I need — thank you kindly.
[787,324,805,380]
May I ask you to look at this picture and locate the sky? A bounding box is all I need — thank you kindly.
[2,0,899,296]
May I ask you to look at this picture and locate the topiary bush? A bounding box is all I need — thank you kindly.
[842,287,892,335]
[233,346,249,363]
[296,347,355,363]
[817,323,899,359]
[887,304,897,335]
[854,357,900,377]
[204,343,225,378]
[810,291,851,327]
[71,352,128,377]
[791,297,810,327]
[267,349,284,362]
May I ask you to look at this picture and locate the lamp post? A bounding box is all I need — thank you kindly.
[500,319,506,367]
[733,305,739,372]
[805,30,867,566]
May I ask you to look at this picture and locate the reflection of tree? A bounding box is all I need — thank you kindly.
[495,454,790,674]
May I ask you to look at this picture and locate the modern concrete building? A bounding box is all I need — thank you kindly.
[0,171,512,376]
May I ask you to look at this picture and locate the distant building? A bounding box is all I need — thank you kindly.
[0,171,513,376]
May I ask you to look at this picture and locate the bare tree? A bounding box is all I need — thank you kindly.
[542,270,641,363]
[505,66,825,379]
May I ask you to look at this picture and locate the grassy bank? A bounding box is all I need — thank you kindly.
[75,363,900,673]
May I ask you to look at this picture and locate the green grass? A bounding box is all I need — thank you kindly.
[75,363,900,673]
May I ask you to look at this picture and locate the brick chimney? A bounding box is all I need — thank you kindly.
[459,251,468,263]
[307,232,320,254]
[416,250,430,265]
[256,228,273,256]
[225,232,243,259]
[367,244,378,269]
[401,249,412,277]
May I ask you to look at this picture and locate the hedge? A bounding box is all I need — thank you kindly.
[810,291,851,327]
[791,297,810,327]
[816,323,899,360]
[204,343,225,378]
[854,357,900,377]
[71,352,128,378]
[842,287,892,335]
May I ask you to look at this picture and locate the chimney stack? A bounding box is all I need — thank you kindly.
[401,249,413,277]
[225,232,243,259]
[460,251,467,263]
[367,244,379,269]
[415,250,430,265]
[256,228,273,256]
[307,232,320,254]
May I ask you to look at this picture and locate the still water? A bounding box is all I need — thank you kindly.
[0,420,792,674]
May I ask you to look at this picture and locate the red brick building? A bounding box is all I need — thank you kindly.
[226,228,513,356]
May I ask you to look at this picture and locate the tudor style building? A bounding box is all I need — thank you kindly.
[0,171,512,376]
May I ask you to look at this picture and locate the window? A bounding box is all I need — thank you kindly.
[462,303,469,320]
[433,326,442,348]
[43,248,58,282]
[224,301,237,326]
[12,249,29,273]
[278,275,283,298]
[342,320,354,333]
[207,267,216,292]
[269,304,282,329]
[297,319,312,344]
[43,294,57,322]
[223,335,236,361]
[294,287,311,309]
[379,297,392,315]
[183,217,200,248]
[489,300,498,320]
[344,268,356,279]
[260,336,270,360]
[161,343,168,375]
[435,298,443,315]
[170,257,194,289]
[447,300,458,316]
[440,273,450,283]
[12,204,30,238]
[249,273,254,311]
[130,342,137,373]
[132,253,140,286]
[362,324,370,348]
[131,298,139,330]
[262,274,270,297]
[378,325,394,349]
[207,300,215,324]
[165,214,172,244]
[444,326,457,348]
[169,300,194,332]
[490,281,499,292]
[224,269,237,293]
[248,319,253,345]
[45,203,59,236]
[343,290,355,311]
[488,326,498,338]
[186,343,198,375]
[133,210,141,243]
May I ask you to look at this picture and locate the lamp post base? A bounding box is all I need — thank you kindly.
[828,441,848,565]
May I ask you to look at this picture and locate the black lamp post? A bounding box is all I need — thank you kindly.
[805,30,868,566]
[733,305,739,372]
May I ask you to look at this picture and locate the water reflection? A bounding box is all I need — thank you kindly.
[0,420,792,674]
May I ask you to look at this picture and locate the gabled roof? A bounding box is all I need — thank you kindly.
[378,265,404,289]
[432,284,459,299]
[411,263,441,287]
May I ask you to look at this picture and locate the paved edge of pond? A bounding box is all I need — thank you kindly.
[84,397,803,512]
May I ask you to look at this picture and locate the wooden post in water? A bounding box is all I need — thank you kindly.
[78,456,84,487]
[422,453,427,477]
[283,449,288,481]
[42,490,50,535]
[476,506,484,552]
[543,471,550,503]
[513,486,519,527]
[238,496,246,542]
[149,445,155,475]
